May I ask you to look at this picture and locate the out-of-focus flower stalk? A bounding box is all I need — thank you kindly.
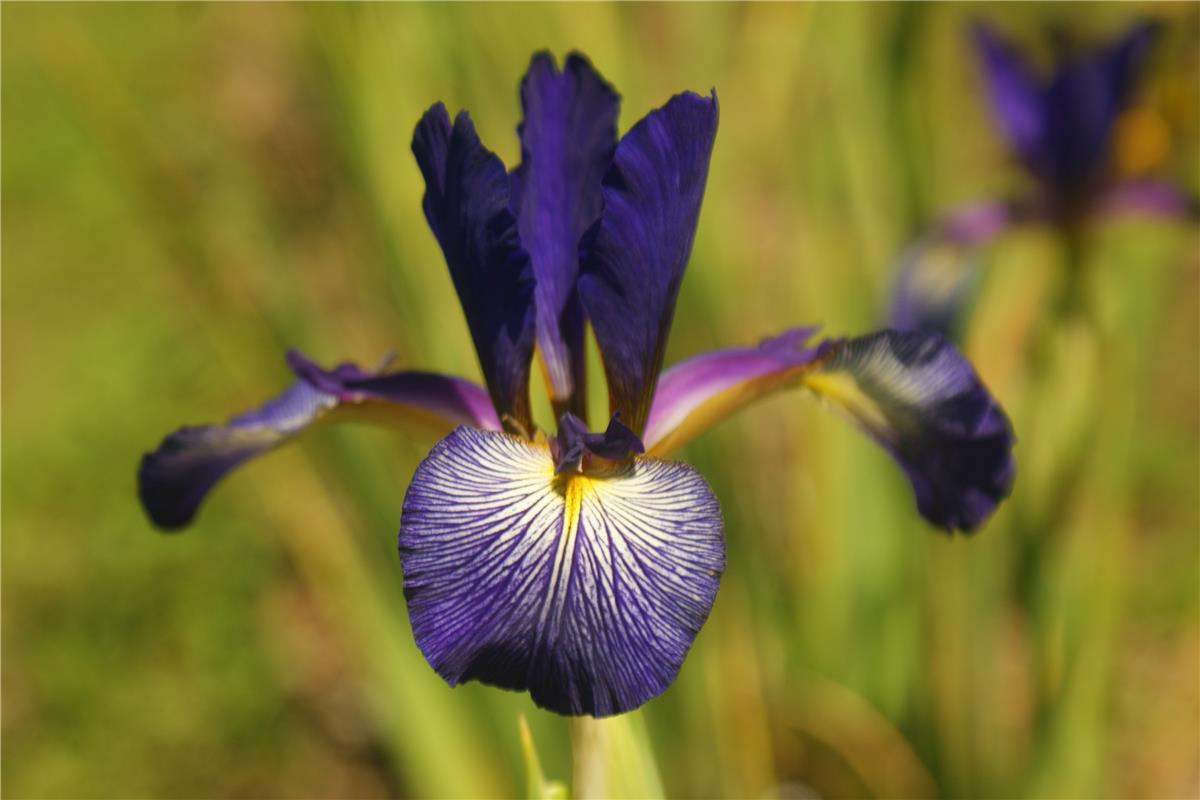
[518,715,568,800]
[571,713,664,800]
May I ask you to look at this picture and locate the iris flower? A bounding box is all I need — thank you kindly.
[139,52,1015,716]
[890,20,1195,336]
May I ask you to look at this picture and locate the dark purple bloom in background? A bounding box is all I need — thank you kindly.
[140,52,1016,717]
[890,20,1195,338]
[975,20,1155,199]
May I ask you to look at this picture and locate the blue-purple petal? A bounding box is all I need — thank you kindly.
[972,21,1158,191]
[413,104,537,434]
[806,330,1015,533]
[514,52,619,416]
[1080,21,1161,172]
[579,90,719,436]
[1063,22,1157,187]
[643,327,1015,531]
[971,21,1049,178]
[399,426,724,716]
[139,352,498,530]
[139,376,336,531]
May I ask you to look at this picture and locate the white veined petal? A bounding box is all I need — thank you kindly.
[399,426,724,717]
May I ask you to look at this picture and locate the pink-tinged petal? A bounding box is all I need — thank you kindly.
[400,426,723,716]
[138,351,497,531]
[643,327,825,456]
[287,351,500,432]
[1091,179,1197,223]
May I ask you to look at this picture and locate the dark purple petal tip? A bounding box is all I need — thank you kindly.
[970,20,1048,178]
[400,426,723,716]
[810,330,1015,532]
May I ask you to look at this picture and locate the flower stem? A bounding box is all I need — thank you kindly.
[570,713,665,800]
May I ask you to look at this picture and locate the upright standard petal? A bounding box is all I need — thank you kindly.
[971,22,1050,179]
[399,426,724,716]
[803,331,1015,532]
[642,328,1015,532]
[1041,27,1155,191]
[138,351,498,530]
[413,104,537,435]
[888,199,1038,337]
[1065,19,1156,184]
[1100,21,1158,105]
[514,52,620,418]
[579,90,719,436]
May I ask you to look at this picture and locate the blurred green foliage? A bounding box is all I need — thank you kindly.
[3,3,1197,798]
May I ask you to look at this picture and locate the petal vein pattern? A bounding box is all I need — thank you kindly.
[400,426,724,716]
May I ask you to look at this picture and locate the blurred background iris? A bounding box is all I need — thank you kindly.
[3,3,1196,798]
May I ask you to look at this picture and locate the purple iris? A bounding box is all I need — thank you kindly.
[139,52,1016,717]
[890,20,1195,336]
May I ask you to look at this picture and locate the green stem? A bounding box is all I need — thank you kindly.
[571,713,665,800]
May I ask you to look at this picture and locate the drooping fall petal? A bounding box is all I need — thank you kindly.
[139,351,498,530]
[643,328,1015,533]
[399,426,724,716]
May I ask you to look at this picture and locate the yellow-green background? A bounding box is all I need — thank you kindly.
[3,3,1197,798]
